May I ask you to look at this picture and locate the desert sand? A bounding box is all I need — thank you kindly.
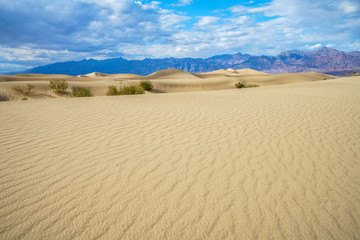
[0,74,359,239]
[0,68,336,99]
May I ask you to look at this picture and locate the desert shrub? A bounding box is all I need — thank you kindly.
[106,84,145,96]
[13,87,24,94]
[119,85,145,95]
[0,92,14,101]
[247,84,259,88]
[22,97,28,101]
[13,84,35,96]
[71,86,92,97]
[24,84,34,95]
[106,86,118,96]
[235,82,245,88]
[140,80,154,91]
[49,79,68,94]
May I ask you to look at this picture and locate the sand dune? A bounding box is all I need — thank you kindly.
[85,72,110,77]
[237,72,335,86]
[0,74,79,82]
[0,77,359,239]
[146,69,201,79]
[201,69,240,76]
[233,68,270,75]
[0,69,337,99]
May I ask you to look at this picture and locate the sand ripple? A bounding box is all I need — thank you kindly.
[1,77,360,239]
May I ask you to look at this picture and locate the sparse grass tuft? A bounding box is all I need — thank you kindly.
[247,84,259,88]
[49,79,68,94]
[71,86,92,97]
[22,97,28,101]
[0,92,14,101]
[235,82,245,88]
[140,80,154,91]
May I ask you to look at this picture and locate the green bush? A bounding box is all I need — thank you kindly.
[106,85,145,96]
[235,82,245,88]
[0,92,14,101]
[71,86,92,97]
[22,97,28,101]
[119,85,145,95]
[50,79,68,94]
[247,84,259,88]
[140,80,154,91]
[106,86,118,96]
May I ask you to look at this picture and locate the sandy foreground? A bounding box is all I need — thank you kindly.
[0,77,360,239]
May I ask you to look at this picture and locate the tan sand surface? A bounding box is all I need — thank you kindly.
[1,77,359,239]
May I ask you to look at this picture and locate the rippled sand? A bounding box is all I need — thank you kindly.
[1,77,359,239]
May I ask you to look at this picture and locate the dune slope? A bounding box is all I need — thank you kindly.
[146,69,201,80]
[1,77,359,239]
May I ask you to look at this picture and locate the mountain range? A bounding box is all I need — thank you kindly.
[11,47,360,76]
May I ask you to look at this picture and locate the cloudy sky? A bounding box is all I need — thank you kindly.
[0,0,359,72]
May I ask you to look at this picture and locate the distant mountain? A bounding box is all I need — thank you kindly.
[10,47,360,76]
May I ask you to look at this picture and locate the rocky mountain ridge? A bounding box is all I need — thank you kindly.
[12,47,360,76]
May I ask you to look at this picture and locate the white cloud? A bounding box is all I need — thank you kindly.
[172,0,193,7]
[135,1,161,10]
[339,1,358,14]
[231,16,251,25]
[159,9,190,30]
[195,16,220,28]
[305,43,322,50]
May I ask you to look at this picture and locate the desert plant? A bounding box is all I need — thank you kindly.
[106,86,118,96]
[247,84,259,88]
[71,86,92,97]
[13,84,35,96]
[106,84,145,96]
[235,82,245,88]
[22,97,28,101]
[0,92,14,101]
[13,87,24,94]
[26,84,34,91]
[140,80,154,91]
[49,79,68,94]
[118,85,145,95]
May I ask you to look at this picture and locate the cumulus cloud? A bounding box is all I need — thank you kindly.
[195,16,220,28]
[0,0,164,50]
[0,0,359,72]
[135,1,161,10]
[339,1,358,14]
[305,43,323,50]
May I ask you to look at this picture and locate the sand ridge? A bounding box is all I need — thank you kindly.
[0,77,359,239]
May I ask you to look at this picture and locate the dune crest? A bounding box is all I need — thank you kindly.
[85,72,109,77]
[234,68,271,75]
[146,69,201,79]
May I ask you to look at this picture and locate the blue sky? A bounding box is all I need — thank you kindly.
[0,0,359,72]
